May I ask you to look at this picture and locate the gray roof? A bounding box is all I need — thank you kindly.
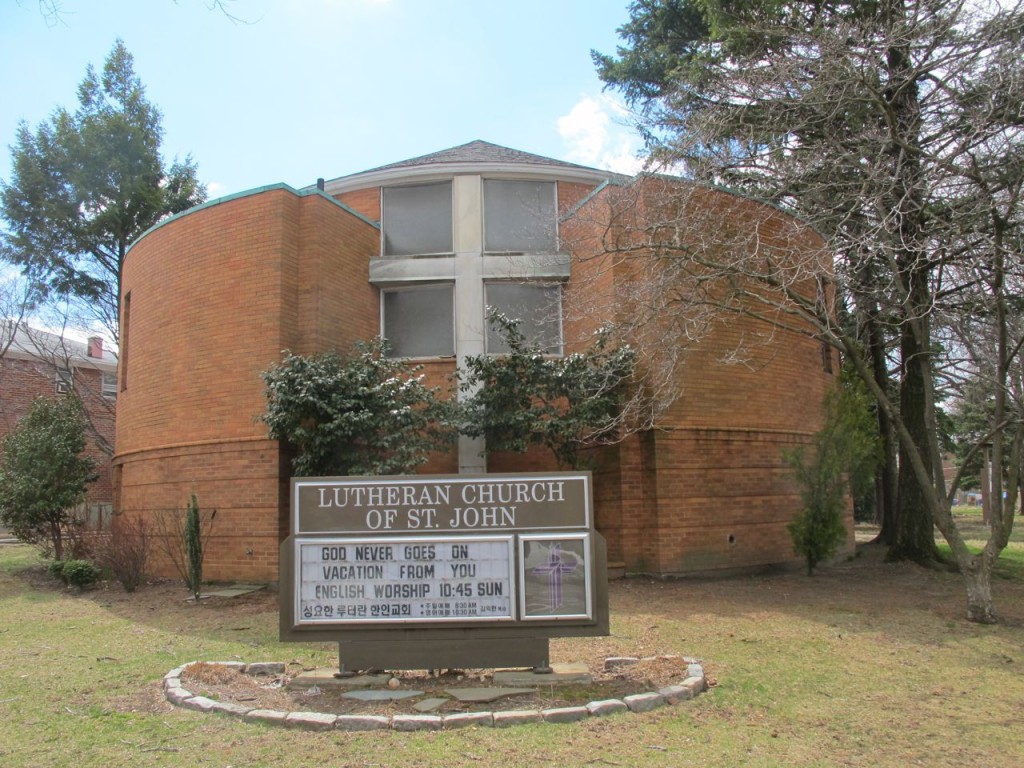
[0,320,118,368]
[326,140,624,189]
[360,140,602,175]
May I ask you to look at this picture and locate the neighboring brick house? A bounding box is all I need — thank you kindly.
[0,320,117,525]
[115,140,848,581]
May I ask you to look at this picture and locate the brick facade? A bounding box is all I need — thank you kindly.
[116,144,851,581]
[0,325,116,517]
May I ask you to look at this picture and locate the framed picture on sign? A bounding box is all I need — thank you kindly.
[518,533,591,620]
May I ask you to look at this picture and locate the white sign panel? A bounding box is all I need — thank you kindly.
[297,536,515,625]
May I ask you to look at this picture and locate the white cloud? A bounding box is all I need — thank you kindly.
[557,95,645,175]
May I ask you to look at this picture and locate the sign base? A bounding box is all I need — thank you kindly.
[337,636,549,673]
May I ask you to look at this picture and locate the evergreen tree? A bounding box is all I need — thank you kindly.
[0,39,206,341]
[0,396,96,560]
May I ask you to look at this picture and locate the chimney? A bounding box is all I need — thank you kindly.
[87,336,103,359]
[317,177,325,191]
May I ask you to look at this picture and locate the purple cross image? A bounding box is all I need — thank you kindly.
[532,543,578,610]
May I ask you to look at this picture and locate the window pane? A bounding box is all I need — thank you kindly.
[102,372,117,398]
[383,182,453,256]
[484,180,556,253]
[486,283,562,354]
[383,284,455,358]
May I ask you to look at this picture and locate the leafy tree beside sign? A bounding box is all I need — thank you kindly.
[260,340,453,477]
[457,310,637,470]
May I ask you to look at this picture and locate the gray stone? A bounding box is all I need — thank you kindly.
[687,663,705,679]
[210,701,253,716]
[586,699,628,717]
[413,697,449,712]
[245,662,286,676]
[202,584,265,598]
[334,715,390,731]
[541,706,589,724]
[180,695,219,713]
[681,675,707,695]
[164,686,193,706]
[163,677,185,693]
[341,689,423,701]
[442,712,494,729]
[445,687,534,703]
[207,661,246,672]
[164,666,187,681]
[284,711,338,730]
[392,714,443,732]
[657,684,694,702]
[492,709,543,728]
[244,709,289,725]
[493,665,592,686]
[624,692,665,713]
[604,656,640,671]
[289,668,390,689]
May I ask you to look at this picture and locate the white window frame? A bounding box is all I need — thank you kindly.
[101,372,117,399]
[55,367,74,395]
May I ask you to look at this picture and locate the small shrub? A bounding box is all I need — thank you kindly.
[48,559,66,582]
[152,497,216,598]
[184,494,202,602]
[94,516,150,592]
[61,559,101,589]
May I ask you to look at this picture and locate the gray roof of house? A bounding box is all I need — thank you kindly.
[0,320,117,368]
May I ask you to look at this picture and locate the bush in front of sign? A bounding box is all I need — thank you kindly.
[261,340,455,476]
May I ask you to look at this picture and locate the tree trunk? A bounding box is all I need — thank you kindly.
[51,519,64,561]
[962,556,996,624]
[867,308,897,541]
[888,320,944,565]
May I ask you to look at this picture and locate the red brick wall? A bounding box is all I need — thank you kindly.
[567,177,850,574]
[335,188,381,224]
[0,356,115,507]
[116,188,381,580]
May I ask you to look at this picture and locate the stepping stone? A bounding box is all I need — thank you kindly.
[289,668,390,689]
[493,664,592,686]
[201,584,266,598]
[341,689,423,701]
[444,687,535,703]
[413,698,449,712]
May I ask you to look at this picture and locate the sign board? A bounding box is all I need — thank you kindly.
[279,472,609,670]
[297,536,516,624]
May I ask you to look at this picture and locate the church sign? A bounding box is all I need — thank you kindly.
[280,472,608,671]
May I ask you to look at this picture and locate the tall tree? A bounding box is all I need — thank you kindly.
[0,39,206,342]
[595,0,1024,621]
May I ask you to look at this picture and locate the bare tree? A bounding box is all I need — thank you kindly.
[596,0,1024,621]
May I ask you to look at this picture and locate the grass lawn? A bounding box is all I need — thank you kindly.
[2,526,1023,768]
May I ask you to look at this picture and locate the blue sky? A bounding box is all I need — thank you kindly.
[0,0,645,201]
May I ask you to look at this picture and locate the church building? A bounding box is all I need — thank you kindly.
[114,141,849,581]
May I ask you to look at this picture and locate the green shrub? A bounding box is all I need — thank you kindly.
[48,559,66,582]
[61,560,101,589]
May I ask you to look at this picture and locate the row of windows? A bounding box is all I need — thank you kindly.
[382,283,561,358]
[382,179,557,257]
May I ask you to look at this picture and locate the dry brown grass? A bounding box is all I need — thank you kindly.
[2,530,1024,767]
